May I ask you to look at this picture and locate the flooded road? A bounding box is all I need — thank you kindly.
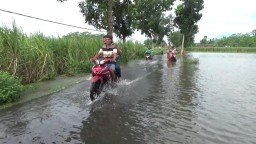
[0,53,256,144]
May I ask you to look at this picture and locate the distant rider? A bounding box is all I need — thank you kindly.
[91,35,117,81]
[167,46,177,61]
[145,47,153,60]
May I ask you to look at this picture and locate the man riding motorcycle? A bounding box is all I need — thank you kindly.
[167,46,177,62]
[91,35,117,81]
[145,47,153,60]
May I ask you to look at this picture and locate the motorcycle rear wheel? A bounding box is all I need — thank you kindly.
[89,80,102,101]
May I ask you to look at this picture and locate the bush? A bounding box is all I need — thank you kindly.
[0,72,23,104]
[181,55,199,65]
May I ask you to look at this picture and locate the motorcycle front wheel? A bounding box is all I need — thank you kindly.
[89,80,102,101]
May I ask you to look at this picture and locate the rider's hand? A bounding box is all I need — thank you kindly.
[91,57,96,62]
[110,59,116,62]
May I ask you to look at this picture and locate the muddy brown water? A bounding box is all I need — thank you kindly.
[0,53,256,144]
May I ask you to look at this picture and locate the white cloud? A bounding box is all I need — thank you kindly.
[0,0,105,36]
[195,0,256,42]
[1,0,255,43]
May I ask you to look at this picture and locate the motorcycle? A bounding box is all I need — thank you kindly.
[90,58,116,101]
[167,51,177,62]
[145,54,152,61]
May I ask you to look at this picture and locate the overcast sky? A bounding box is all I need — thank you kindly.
[0,0,256,43]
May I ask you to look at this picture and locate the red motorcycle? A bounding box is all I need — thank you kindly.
[167,50,177,62]
[90,58,116,101]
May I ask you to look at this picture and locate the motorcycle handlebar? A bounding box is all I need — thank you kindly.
[92,58,116,65]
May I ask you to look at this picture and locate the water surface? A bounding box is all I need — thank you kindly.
[0,53,255,144]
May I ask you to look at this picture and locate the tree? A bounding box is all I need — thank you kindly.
[58,0,176,44]
[107,0,113,36]
[168,31,183,47]
[215,31,256,47]
[78,0,136,42]
[112,0,135,43]
[144,39,153,48]
[251,29,256,37]
[200,35,207,44]
[174,0,204,47]
[134,0,175,41]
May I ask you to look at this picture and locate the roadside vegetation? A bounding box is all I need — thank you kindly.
[186,47,256,53]
[0,24,147,105]
[191,30,256,53]
[0,24,147,84]
[181,55,199,65]
[0,72,23,104]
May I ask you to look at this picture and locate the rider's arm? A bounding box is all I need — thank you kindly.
[117,47,122,55]
[91,49,103,60]
[112,43,121,55]
[112,49,117,62]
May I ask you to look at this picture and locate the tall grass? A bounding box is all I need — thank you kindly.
[181,56,199,65]
[0,23,145,84]
[118,40,146,62]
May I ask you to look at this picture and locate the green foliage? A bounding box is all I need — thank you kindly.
[200,38,207,44]
[168,31,183,47]
[118,40,146,62]
[135,0,174,42]
[78,0,175,43]
[174,0,204,47]
[112,0,135,42]
[143,39,167,48]
[79,0,109,30]
[251,29,256,36]
[143,39,153,48]
[152,48,167,55]
[0,72,23,104]
[0,23,146,84]
[181,56,199,65]
[0,23,102,84]
[79,0,135,42]
[215,33,256,47]
[187,47,256,53]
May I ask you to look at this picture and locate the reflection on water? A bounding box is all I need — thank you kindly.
[0,53,256,144]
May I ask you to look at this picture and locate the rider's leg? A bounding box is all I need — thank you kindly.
[115,57,121,78]
[110,70,116,81]
[108,64,117,81]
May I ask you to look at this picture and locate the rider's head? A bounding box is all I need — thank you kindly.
[103,35,113,45]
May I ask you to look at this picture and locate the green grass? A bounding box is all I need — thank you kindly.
[152,48,168,55]
[0,23,146,84]
[181,57,199,65]
[187,47,256,53]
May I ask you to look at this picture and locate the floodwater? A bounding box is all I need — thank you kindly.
[0,53,256,144]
